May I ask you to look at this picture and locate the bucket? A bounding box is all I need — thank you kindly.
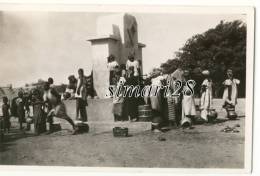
[138,105,152,122]
[207,109,218,122]
[227,108,237,120]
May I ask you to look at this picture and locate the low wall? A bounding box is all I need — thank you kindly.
[64,98,114,122]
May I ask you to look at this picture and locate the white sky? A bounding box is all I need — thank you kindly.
[0,12,245,87]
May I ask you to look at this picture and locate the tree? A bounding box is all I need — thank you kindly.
[159,20,246,97]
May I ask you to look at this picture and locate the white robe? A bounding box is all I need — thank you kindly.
[149,75,164,111]
[181,81,196,126]
[200,79,213,121]
[222,78,240,106]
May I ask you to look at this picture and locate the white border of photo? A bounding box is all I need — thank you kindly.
[0,1,256,176]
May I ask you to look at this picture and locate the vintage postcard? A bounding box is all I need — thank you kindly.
[0,4,254,174]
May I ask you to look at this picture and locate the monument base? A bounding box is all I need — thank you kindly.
[38,99,152,134]
[53,120,151,134]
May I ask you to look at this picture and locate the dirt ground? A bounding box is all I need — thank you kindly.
[0,99,245,168]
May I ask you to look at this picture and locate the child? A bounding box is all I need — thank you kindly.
[2,96,10,133]
[16,91,29,130]
[32,89,46,135]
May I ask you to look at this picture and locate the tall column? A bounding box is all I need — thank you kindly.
[88,36,120,98]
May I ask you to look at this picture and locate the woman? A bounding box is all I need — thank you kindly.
[200,70,213,121]
[16,91,30,130]
[222,69,240,110]
[32,89,46,135]
[149,71,167,132]
[125,67,139,121]
[181,70,196,128]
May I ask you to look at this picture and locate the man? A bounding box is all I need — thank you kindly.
[75,68,88,122]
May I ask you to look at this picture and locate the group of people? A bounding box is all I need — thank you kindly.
[108,53,240,132]
[0,53,240,135]
[0,68,92,135]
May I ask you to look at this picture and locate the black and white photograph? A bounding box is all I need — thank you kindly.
[0,4,254,173]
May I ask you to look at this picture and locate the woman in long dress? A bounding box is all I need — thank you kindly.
[200,70,213,121]
[222,69,240,109]
[181,70,196,128]
[32,89,46,135]
[125,67,139,121]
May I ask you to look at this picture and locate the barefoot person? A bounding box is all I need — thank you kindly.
[32,89,46,135]
[181,70,196,128]
[200,70,213,122]
[75,68,88,122]
[222,69,240,112]
[47,87,77,135]
[16,91,30,130]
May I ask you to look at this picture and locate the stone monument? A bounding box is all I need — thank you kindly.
[53,14,150,134]
[88,13,145,98]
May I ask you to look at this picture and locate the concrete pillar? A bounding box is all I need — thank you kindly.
[88,13,145,98]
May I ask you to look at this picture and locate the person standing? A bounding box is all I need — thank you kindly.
[32,89,46,135]
[181,70,196,128]
[125,67,139,121]
[200,70,213,121]
[75,68,88,122]
[16,91,30,130]
[2,96,11,133]
[112,69,127,121]
[43,82,53,128]
[222,69,240,110]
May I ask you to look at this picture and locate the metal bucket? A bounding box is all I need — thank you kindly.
[227,108,237,120]
[207,109,218,122]
[138,105,152,122]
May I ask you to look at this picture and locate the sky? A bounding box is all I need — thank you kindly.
[0,11,245,87]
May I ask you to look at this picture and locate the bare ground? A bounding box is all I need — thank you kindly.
[0,99,245,168]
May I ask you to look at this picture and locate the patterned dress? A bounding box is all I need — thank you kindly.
[33,99,46,134]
